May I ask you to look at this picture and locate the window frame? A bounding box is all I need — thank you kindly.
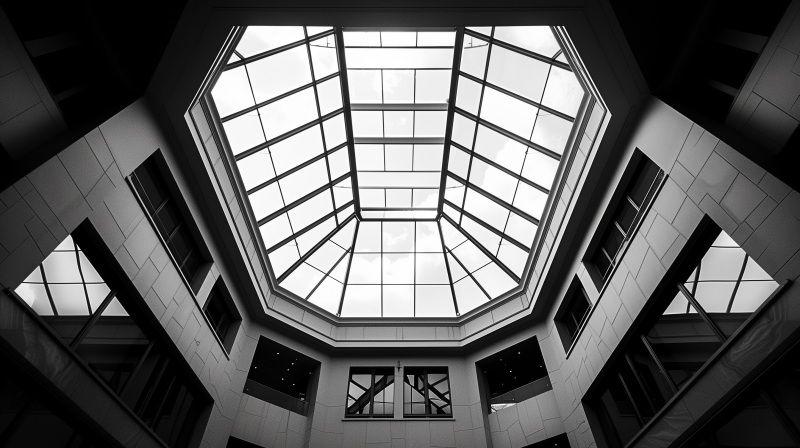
[403,367,452,418]
[585,151,664,291]
[10,222,211,448]
[202,279,242,352]
[588,218,787,448]
[344,367,396,418]
[554,277,593,352]
[129,152,211,292]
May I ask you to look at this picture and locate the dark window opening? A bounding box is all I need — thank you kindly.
[345,368,395,418]
[245,337,320,416]
[591,222,781,448]
[476,336,551,413]
[12,225,206,448]
[555,278,593,351]
[589,156,663,288]
[130,156,206,287]
[683,338,800,447]
[202,281,241,352]
[403,368,452,418]
[522,432,571,448]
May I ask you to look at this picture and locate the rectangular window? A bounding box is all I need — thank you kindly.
[403,367,452,417]
[592,224,781,448]
[203,280,241,352]
[130,157,205,286]
[345,368,395,418]
[590,156,663,288]
[244,336,319,416]
[476,336,551,413]
[555,279,592,351]
[13,227,205,448]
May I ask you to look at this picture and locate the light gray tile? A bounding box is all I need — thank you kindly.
[0,69,39,122]
[677,125,718,177]
[699,194,737,235]
[645,214,680,259]
[124,218,159,268]
[720,174,767,223]
[758,173,791,202]
[652,178,685,223]
[58,138,104,196]
[687,152,737,205]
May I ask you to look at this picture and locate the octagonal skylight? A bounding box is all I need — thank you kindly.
[210,26,585,318]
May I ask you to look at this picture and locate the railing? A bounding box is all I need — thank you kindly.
[243,379,310,416]
[489,376,552,412]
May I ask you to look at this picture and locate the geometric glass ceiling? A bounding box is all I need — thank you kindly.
[210,26,584,318]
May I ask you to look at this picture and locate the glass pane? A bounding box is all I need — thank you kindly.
[281,263,325,298]
[493,27,560,58]
[383,285,414,317]
[248,45,312,103]
[223,112,265,155]
[340,285,381,317]
[486,45,549,101]
[456,75,482,115]
[472,263,516,298]
[473,125,527,174]
[521,149,560,190]
[453,276,489,314]
[383,222,415,252]
[211,66,254,118]
[540,66,583,117]
[308,276,344,314]
[461,36,489,79]
[259,87,318,140]
[310,35,338,79]
[269,125,324,175]
[416,253,450,284]
[317,76,343,116]
[416,70,451,103]
[531,113,572,155]
[236,27,306,58]
[383,254,414,284]
[479,87,537,139]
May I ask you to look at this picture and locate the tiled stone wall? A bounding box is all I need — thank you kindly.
[727,1,800,152]
[536,97,800,448]
[487,390,564,448]
[0,98,260,448]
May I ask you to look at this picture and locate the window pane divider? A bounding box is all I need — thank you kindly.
[458,70,575,122]
[676,282,727,342]
[222,71,339,122]
[264,200,354,253]
[225,29,335,71]
[441,213,520,284]
[246,143,347,195]
[623,353,659,416]
[463,28,572,72]
[257,172,350,226]
[351,103,448,111]
[437,220,460,316]
[616,372,647,426]
[451,141,551,194]
[336,220,360,316]
[235,108,345,161]
[447,171,541,226]
[639,334,678,394]
[435,27,465,218]
[69,288,118,349]
[444,198,530,252]
[276,214,357,284]
[454,107,561,161]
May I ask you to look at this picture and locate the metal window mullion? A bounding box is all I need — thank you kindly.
[639,334,678,395]
[455,107,561,161]
[451,140,550,194]
[264,200,353,253]
[442,240,492,302]
[257,172,350,226]
[459,27,494,222]
[725,256,749,313]
[448,171,541,226]
[436,27,465,217]
[39,264,59,316]
[482,34,572,72]
[354,137,445,145]
[623,353,659,415]
[234,108,344,161]
[617,372,647,427]
[336,220,360,316]
[304,28,339,227]
[225,31,334,70]
[119,340,157,398]
[443,198,529,252]
[334,27,362,218]
[423,369,431,415]
[441,213,520,283]
[437,220,460,316]
[459,70,574,122]
[305,244,351,299]
[351,103,448,111]
[677,283,727,342]
[221,71,339,122]
[246,143,347,195]
[276,214,357,283]
[369,370,376,415]
[69,288,118,349]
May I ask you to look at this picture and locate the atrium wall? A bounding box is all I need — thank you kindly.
[1,12,800,448]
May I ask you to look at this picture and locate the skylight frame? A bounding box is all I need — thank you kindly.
[206,24,588,319]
